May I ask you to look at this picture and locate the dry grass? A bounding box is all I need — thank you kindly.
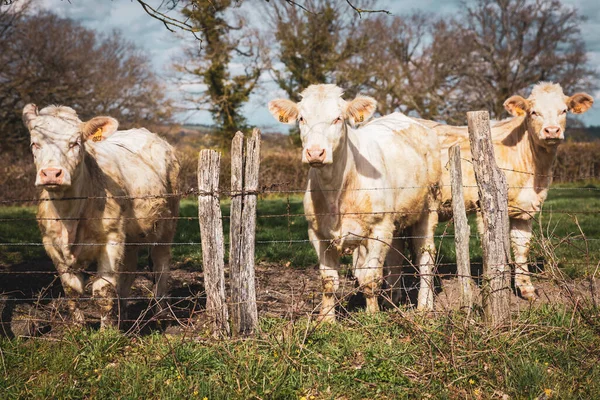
[2,130,598,204]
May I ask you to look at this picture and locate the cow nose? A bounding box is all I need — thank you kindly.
[306,148,326,164]
[40,168,64,184]
[543,126,561,139]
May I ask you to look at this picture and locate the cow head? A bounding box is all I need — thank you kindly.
[23,104,118,191]
[503,82,594,148]
[268,84,377,167]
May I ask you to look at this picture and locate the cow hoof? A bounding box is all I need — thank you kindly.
[73,309,85,324]
[317,313,336,323]
[517,285,539,301]
[100,315,117,330]
[416,305,434,313]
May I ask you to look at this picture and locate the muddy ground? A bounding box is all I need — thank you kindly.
[0,260,597,338]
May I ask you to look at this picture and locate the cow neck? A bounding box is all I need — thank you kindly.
[311,125,353,209]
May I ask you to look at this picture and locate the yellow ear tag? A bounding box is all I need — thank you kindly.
[279,114,289,123]
[358,114,364,122]
[91,127,103,142]
[515,108,525,117]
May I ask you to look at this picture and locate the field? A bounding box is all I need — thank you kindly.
[1,184,600,398]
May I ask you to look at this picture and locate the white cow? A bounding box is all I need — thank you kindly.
[417,82,594,299]
[269,84,442,320]
[23,104,180,328]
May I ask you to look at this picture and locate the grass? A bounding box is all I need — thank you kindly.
[0,185,599,398]
[1,307,600,399]
[1,185,599,275]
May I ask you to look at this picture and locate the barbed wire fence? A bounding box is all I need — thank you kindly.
[1,120,599,338]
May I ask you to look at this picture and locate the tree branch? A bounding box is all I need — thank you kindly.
[136,0,201,39]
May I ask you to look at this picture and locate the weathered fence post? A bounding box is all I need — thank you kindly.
[449,144,474,310]
[197,150,230,336]
[229,129,260,335]
[467,111,512,327]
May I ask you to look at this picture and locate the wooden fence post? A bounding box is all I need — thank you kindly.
[467,111,512,327]
[229,129,260,335]
[197,150,230,336]
[449,144,474,310]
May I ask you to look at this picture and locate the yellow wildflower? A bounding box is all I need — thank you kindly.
[468,379,475,385]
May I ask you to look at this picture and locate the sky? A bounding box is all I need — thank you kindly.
[38,0,600,128]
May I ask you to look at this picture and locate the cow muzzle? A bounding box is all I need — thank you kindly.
[36,167,67,187]
[541,126,564,143]
[304,147,328,167]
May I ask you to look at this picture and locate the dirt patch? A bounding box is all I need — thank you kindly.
[1,261,597,337]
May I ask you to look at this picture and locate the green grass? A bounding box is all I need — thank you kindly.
[1,186,599,399]
[1,307,599,399]
[0,207,45,266]
[1,185,599,277]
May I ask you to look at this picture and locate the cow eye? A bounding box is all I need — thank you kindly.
[30,142,40,151]
[69,141,80,149]
[333,117,343,124]
[561,109,568,115]
[298,116,304,124]
[530,110,539,117]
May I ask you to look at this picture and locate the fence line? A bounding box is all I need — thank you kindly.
[1,179,599,204]
[1,206,599,223]
[2,235,598,248]
[1,129,599,336]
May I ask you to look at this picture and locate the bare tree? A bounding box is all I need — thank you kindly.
[0,10,172,152]
[335,13,471,123]
[457,0,597,119]
[135,0,389,37]
[265,0,368,102]
[337,0,596,124]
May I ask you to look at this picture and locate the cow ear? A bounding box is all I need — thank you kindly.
[567,92,594,114]
[345,96,377,127]
[22,103,39,131]
[80,116,119,142]
[268,99,298,124]
[503,95,531,117]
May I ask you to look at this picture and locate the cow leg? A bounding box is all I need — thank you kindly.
[476,211,485,237]
[510,218,538,300]
[312,231,340,322]
[150,244,171,314]
[94,238,124,329]
[354,229,391,314]
[382,236,406,308]
[411,212,438,311]
[58,267,86,325]
[117,247,138,324]
[45,238,86,325]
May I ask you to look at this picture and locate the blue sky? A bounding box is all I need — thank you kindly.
[39,0,600,128]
